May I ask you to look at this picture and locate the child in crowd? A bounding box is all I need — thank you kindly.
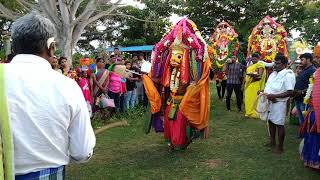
[77,67,93,117]
[125,61,139,109]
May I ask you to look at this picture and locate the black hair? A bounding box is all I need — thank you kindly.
[95,57,103,63]
[58,56,67,65]
[125,60,132,65]
[274,53,288,65]
[300,53,313,62]
[11,12,56,55]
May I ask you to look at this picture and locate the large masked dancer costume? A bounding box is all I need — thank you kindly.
[247,16,288,62]
[143,18,210,150]
[208,21,240,99]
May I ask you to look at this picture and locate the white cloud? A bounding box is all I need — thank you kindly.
[90,40,100,49]
[169,14,185,24]
[290,29,301,39]
[115,0,145,8]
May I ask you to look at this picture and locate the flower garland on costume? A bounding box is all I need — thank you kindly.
[170,68,180,94]
[150,18,208,85]
[247,16,288,62]
[302,73,315,115]
[152,18,207,64]
[304,74,315,105]
[212,37,238,70]
[209,21,239,72]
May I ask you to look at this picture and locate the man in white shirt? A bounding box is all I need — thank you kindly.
[136,53,149,107]
[4,12,96,178]
[263,53,296,154]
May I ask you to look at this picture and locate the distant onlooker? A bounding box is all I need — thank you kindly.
[131,54,139,68]
[224,55,246,112]
[3,12,95,179]
[108,64,123,112]
[113,47,122,64]
[50,56,62,73]
[59,56,70,75]
[91,57,109,108]
[136,53,148,107]
[78,67,93,117]
[293,53,316,125]
[125,61,139,109]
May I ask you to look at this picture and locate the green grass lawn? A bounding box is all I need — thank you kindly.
[66,84,320,179]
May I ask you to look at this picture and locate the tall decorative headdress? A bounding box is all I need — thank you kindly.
[208,21,239,70]
[150,18,208,86]
[247,16,288,62]
[314,42,320,58]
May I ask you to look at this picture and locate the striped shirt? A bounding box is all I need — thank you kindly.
[226,62,245,84]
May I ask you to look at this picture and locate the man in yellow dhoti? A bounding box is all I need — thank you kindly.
[244,53,266,118]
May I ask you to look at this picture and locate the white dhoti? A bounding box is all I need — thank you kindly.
[135,81,143,104]
[267,101,287,126]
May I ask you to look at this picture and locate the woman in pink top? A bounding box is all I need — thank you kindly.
[108,65,122,112]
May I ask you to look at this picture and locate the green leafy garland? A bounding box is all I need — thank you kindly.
[213,38,238,71]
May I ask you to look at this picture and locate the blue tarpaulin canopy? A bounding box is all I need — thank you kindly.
[107,45,154,52]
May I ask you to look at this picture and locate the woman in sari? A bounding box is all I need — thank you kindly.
[78,67,93,117]
[300,69,320,169]
[244,53,266,118]
[91,57,109,111]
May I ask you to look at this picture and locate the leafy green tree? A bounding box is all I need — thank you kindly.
[116,3,171,46]
[173,0,311,44]
[77,0,173,49]
[299,1,320,44]
[0,0,156,64]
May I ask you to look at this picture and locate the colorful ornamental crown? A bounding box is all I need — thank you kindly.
[208,21,239,70]
[150,18,208,85]
[247,16,288,62]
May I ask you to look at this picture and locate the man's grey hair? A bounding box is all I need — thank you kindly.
[11,12,56,55]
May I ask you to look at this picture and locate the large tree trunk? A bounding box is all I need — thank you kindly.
[57,27,73,66]
[0,0,130,66]
[4,34,11,55]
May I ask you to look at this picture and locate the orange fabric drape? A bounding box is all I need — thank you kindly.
[179,58,210,130]
[142,75,162,114]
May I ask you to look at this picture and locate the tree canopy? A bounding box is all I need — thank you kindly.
[0,0,319,60]
[173,0,319,45]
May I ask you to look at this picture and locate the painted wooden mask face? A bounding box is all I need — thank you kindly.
[170,47,184,68]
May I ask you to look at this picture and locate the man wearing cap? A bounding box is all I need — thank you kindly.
[1,12,95,179]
